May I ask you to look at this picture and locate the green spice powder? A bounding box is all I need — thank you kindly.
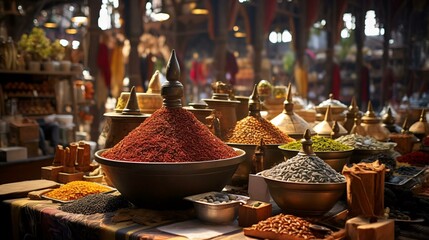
[280,135,353,152]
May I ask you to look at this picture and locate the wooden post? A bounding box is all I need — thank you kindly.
[252,0,265,85]
[124,0,143,89]
[213,0,228,83]
[381,1,391,107]
[355,6,365,107]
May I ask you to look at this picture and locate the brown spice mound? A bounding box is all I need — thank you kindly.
[101,107,237,162]
[227,116,294,145]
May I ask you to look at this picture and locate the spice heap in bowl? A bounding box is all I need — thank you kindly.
[335,134,396,164]
[261,130,346,215]
[226,85,294,184]
[96,50,245,208]
[279,135,353,172]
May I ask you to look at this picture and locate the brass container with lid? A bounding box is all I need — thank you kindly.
[203,86,240,141]
[361,101,390,141]
[315,93,347,122]
[313,105,348,137]
[343,96,363,133]
[409,109,429,141]
[270,83,314,140]
[104,86,150,148]
[382,107,402,133]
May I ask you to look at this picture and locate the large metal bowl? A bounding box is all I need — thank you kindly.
[227,143,285,185]
[261,172,346,215]
[95,148,246,208]
[279,148,353,172]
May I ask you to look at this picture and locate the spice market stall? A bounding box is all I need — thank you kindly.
[1,50,429,240]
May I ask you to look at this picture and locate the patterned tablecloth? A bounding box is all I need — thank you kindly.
[0,198,247,240]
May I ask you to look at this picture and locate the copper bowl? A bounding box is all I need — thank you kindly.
[226,143,285,185]
[279,147,353,172]
[95,148,246,208]
[261,172,346,215]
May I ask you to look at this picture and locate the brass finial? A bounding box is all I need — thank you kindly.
[283,83,294,114]
[253,138,266,173]
[299,129,314,155]
[382,107,396,125]
[122,86,142,115]
[365,101,376,118]
[147,70,161,94]
[161,49,183,108]
[348,96,359,113]
[248,84,261,117]
[419,109,427,122]
[331,121,340,139]
[324,105,333,122]
[401,116,410,134]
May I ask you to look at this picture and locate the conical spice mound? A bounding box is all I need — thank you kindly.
[101,50,237,162]
[101,107,237,162]
[226,84,294,145]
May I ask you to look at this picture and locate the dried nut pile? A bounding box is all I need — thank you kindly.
[227,116,294,145]
[263,155,346,183]
[198,192,238,204]
[335,134,395,150]
[245,213,322,239]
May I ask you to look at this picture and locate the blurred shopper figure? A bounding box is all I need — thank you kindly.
[225,50,238,86]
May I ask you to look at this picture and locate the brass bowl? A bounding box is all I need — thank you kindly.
[261,172,346,215]
[279,148,353,172]
[95,148,246,208]
[227,143,285,185]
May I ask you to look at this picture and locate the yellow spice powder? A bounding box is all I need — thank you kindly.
[44,181,111,201]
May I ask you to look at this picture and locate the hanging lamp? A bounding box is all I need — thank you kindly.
[71,4,88,25]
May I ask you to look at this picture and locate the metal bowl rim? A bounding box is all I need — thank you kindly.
[226,142,282,148]
[278,146,354,153]
[95,148,245,166]
[261,172,346,185]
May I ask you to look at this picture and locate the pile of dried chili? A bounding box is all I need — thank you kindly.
[101,107,237,162]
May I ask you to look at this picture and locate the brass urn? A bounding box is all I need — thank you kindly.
[104,86,150,148]
[343,96,363,133]
[382,107,402,133]
[361,101,390,141]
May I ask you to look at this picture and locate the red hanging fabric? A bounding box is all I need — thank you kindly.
[264,0,277,34]
[305,0,320,29]
[97,42,111,89]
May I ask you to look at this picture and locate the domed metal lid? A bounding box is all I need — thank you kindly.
[317,93,347,109]
[298,129,315,156]
[409,109,429,135]
[361,101,381,123]
[382,107,396,125]
[270,83,313,138]
[313,105,348,136]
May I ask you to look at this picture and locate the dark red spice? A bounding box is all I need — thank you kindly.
[397,151,429,165]
[423,136,429,147]
[101,107,237,162]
